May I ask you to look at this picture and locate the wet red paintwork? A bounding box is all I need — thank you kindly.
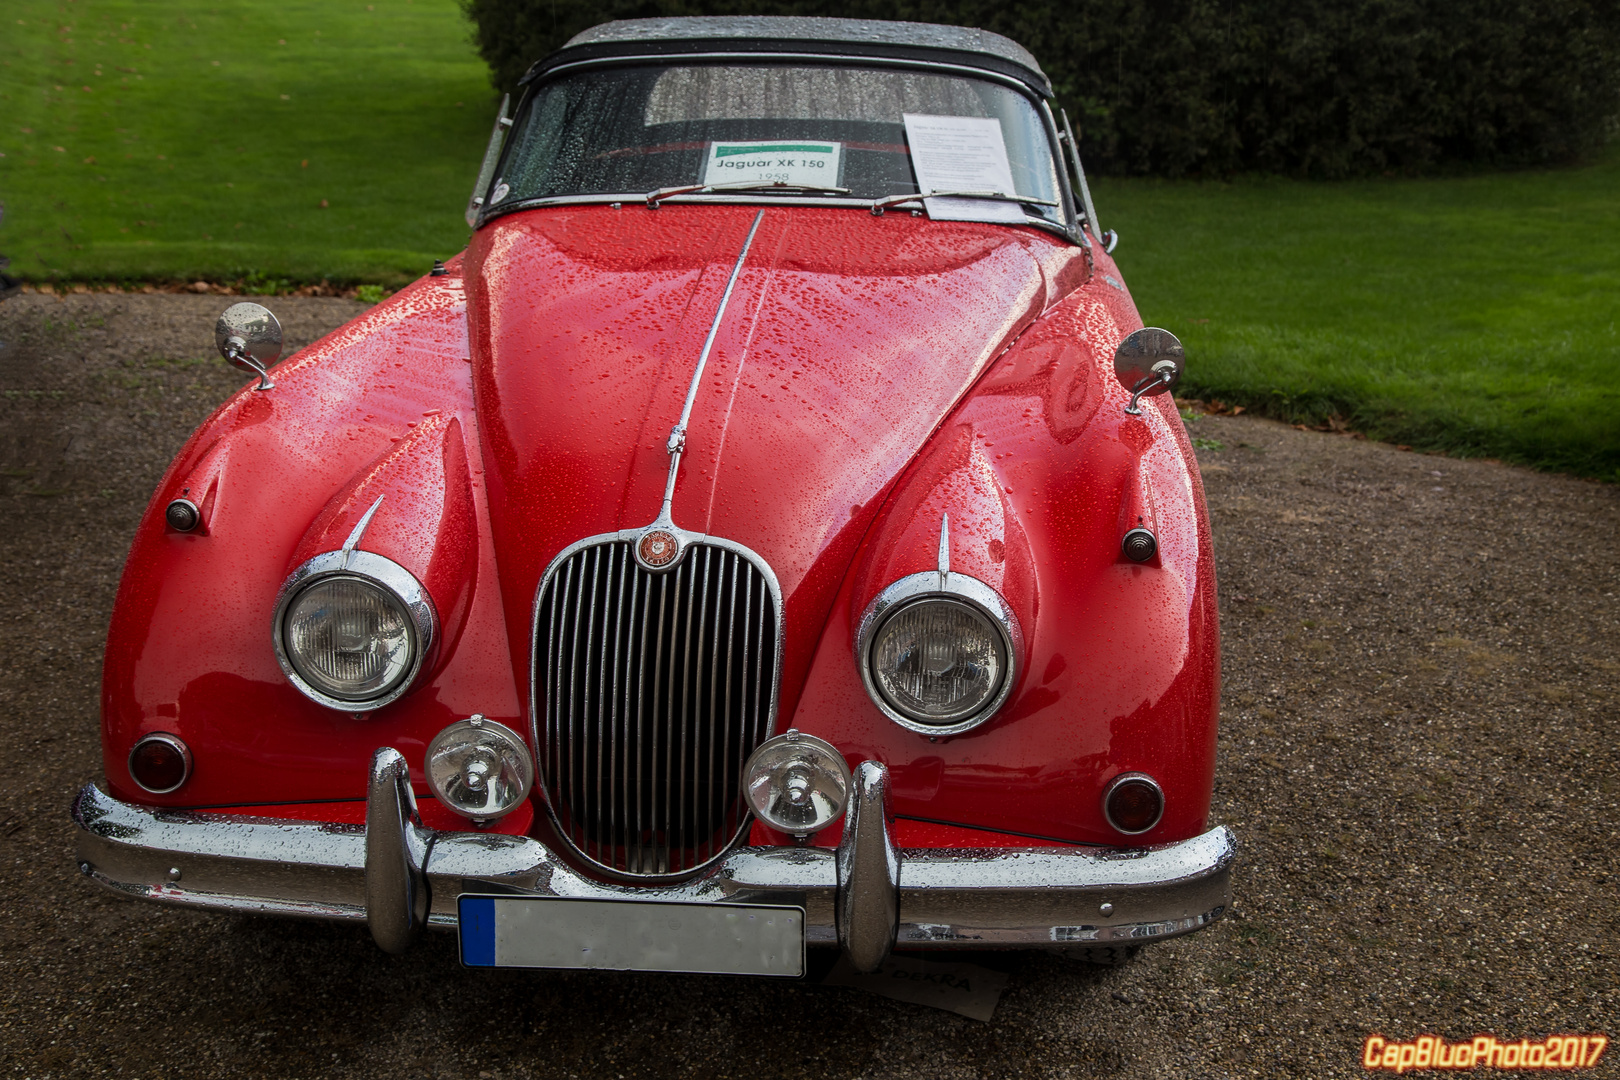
[101,263,526,808]
[791,285,1218,846]
[468,206,1049,748]
[101,201,1217,857]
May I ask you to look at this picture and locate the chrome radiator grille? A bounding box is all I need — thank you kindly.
[533,539,779,877]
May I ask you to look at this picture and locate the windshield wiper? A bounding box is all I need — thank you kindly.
[645,180,853,207]
[868,190,1060,216]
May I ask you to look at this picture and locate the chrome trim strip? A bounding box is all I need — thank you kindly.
[71,782,1235,952]
[270,549,438,714]
[672,208,764,451]
[650,207,765,565]
[340,495,386,566]
[466,92,511,228]
[1060,106,1100,242]
[538,51,1040,96]
[1041,100,1082,237]
[483,193,1076,244]
[854,570,1024,737]
[497,193,855,214]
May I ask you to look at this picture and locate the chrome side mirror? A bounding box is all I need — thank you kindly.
[1113,327,1184,415]
[215,302,283,391]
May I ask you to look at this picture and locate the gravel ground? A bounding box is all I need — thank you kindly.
[1,293,1615,1080]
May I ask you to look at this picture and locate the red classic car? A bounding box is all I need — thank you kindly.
[72,16,1234,977]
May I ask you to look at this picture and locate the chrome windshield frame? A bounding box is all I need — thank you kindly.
[476,52,1080,242]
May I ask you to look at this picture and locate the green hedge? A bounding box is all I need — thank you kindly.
[461,0,1620,177]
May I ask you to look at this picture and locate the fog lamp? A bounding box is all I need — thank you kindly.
[425,716,534,823]
[743,730,851,837]
[128,733,192,794]
[1103,772,1164,835]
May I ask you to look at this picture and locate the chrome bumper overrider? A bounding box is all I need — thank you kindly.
[72,749,1236,972]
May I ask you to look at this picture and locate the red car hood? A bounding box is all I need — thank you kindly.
[467,204,1051,714]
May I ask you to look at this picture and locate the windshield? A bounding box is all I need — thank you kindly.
[493,62,1066,225]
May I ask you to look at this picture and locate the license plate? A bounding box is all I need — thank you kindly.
[457,895,805,977]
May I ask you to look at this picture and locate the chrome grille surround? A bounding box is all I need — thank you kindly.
[529,533,782,879]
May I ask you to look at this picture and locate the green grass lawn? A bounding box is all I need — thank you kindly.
[1098,152,1620,480]
[0,0,492,286]
[2,2,1615,479]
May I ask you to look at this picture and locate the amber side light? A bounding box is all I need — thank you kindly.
[129,734,192,794]
[1103,772,1164,834]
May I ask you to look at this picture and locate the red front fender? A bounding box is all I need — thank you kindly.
[783,274,1219,847]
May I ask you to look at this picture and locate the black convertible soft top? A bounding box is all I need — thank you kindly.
[520,16,1052,98]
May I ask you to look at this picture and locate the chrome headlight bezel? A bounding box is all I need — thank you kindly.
[855,571,1022,737]
[271,550,436,713]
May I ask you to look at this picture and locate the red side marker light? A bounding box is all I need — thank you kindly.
[129,733,192,794]
[1103,772,1164,835]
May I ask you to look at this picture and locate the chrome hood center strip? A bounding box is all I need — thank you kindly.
[658,208,765,525]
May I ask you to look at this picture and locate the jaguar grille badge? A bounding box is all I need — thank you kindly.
[638,529,679,568]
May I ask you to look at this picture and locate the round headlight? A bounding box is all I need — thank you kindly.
[857,571,1021,737]
[870,598,1005,726]
[743,731,851,837]
[283,576,415,701]
[426,716,534,822]
[274,550,436,712]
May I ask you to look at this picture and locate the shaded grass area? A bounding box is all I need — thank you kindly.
[0,0,492,286]
[1100,151,1620,480]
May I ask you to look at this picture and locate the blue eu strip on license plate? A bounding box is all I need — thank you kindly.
[457,895,805,977]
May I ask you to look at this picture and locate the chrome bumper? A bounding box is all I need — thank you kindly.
[72,749,1236,972]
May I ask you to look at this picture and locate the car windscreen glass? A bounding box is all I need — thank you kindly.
[494,63,1065,223]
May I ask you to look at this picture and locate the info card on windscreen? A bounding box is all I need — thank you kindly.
[702,141,842,188]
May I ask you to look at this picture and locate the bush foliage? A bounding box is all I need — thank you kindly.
[461,0,1620,177]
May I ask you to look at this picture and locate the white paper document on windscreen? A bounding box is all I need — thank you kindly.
[902,114,1026,224]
